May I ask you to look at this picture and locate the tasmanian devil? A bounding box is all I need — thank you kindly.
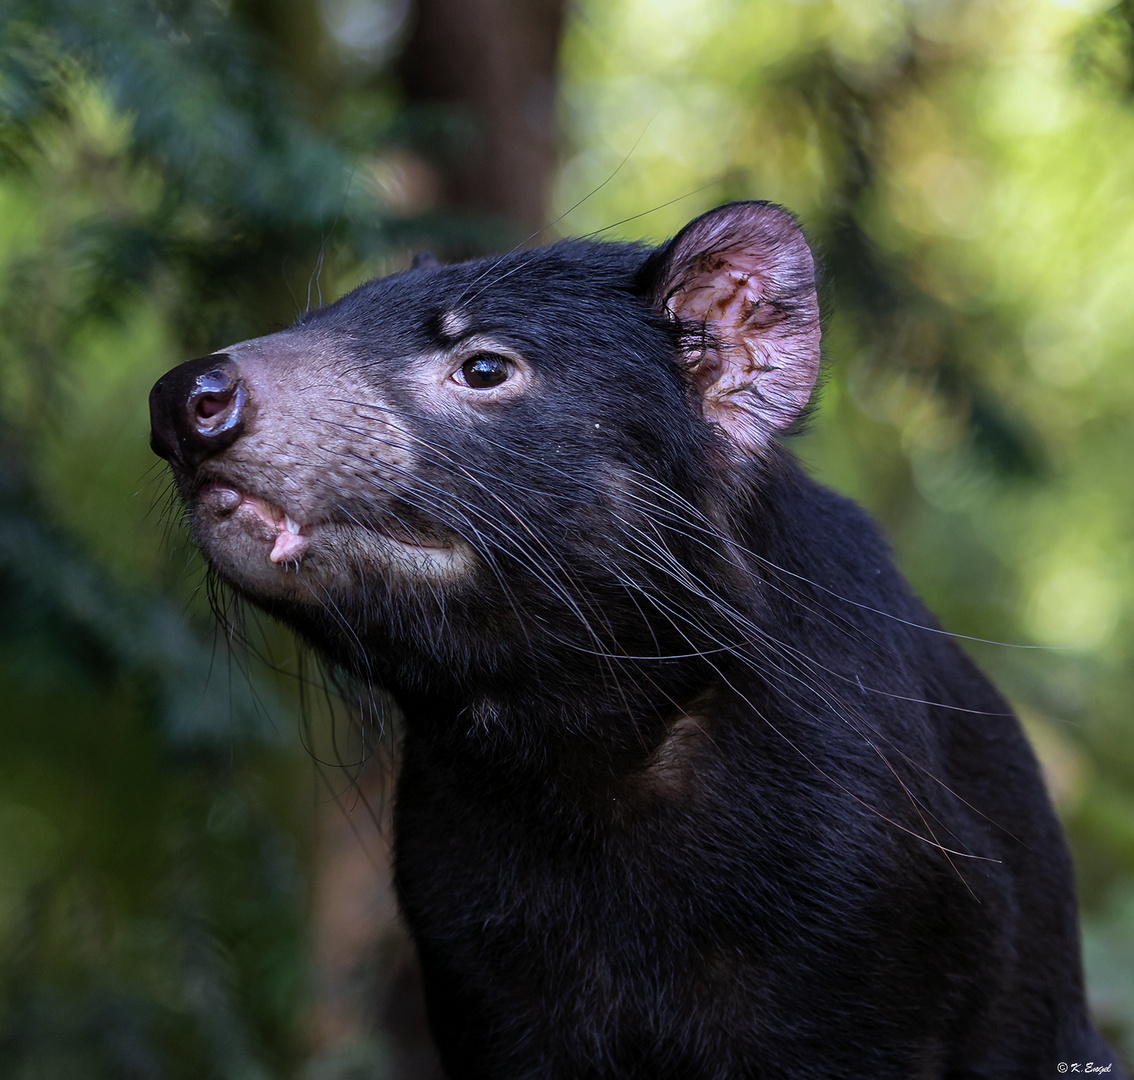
[149,201,1124,1078]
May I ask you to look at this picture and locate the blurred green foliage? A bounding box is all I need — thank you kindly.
[0,0,1131,1075]
[0,1,398,1075]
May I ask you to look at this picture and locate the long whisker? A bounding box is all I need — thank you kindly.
[243,401,1014,864]
[451,124,655,308]
[348,401,1048,653]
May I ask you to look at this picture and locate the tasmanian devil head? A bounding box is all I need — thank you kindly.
[149,201,821,702]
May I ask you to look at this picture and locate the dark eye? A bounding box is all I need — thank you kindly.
[458,353,512,389]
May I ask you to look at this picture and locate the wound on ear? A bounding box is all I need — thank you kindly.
[645,201,821,454]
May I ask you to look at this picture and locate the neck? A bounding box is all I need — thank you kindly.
[391,667,723,800]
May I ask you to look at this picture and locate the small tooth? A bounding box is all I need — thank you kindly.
[270,531,307,564]
[285,515,301,535]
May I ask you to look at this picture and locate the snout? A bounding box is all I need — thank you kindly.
[149,354,247,470]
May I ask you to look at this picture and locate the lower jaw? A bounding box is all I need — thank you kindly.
[200,516,471,594]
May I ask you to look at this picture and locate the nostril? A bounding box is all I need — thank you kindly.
[189,366,246,436]
[197,393,228,420]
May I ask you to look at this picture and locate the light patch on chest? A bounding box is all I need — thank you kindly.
[644,711,710,797]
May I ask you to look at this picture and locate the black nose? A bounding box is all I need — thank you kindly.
[149,354,247,470]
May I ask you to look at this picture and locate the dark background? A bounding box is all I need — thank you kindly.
[0,1,1131,1075]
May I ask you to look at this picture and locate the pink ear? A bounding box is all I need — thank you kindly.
[649,202,821,454]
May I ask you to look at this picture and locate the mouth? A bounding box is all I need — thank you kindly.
[199,484,312,563]
[196,482,452,567]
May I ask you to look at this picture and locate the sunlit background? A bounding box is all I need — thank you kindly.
[1,0,1132,1075]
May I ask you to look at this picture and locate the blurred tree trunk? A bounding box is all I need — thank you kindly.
[399,0,570,238]
[235,0,335,115]
[310,4,570,1077]
[310,760,447,1079]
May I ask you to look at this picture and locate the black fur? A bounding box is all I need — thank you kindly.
[150,204,1123,1078]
